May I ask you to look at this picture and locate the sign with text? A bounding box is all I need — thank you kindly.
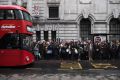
[31,0,42,16]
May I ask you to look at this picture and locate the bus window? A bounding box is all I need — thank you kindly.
[0,34,19,49]
[0,10,4,19]
[14,10,23,20]
[22,35,33,51]
[22,11,32,22]
[6,10,15,19]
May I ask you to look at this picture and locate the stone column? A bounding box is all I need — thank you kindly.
[41,31,44,40]
[49,30,51,41]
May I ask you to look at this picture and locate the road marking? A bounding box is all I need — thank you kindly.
[26,68,42,70]
[78,63,82,69]
[89,69,104,70]
[91,63,117,69]
[60,61,82,70]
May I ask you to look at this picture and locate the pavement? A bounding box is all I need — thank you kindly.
[32,60,120,70]
[0,71,120,80]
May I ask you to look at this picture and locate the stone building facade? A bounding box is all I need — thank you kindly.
[0,0,27,7]
[1,0,120,42]
[28,0,120,42]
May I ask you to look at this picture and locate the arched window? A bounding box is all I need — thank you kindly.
[109,18,120,41]
[80,18,92,40]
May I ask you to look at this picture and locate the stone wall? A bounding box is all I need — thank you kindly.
[27,0,120,41]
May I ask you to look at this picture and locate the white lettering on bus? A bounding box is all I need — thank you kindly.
[1,25,16,29]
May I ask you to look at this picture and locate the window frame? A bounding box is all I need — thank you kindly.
[22,11,32,22]
[48,6,59,20]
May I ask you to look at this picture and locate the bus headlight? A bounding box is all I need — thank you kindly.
[27,26,34,33]
[26,56,30,62]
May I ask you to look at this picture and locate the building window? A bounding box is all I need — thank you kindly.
[109,18,120,34]
[36,31,41,41]
[44,31,48,41]
[80,18,92,40]
[51,31,56,41]
[49,6,59,19]
[109,18,120,41]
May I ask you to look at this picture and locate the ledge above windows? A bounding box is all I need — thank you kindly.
[47,0,60,4]
[109,0,120,4]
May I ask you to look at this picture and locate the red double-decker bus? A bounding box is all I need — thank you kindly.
[0,5,35,66]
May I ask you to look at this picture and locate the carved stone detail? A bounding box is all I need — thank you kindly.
[112,9,120,18]
[81,9,90,18]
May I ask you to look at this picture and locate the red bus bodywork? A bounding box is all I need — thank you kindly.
[0,5,35,66]
[0,5,32,37]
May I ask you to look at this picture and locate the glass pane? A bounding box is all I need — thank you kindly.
[110,18,120,34]
[44,31,48,41]
[51,31,56,41]
[14,10,23,19]
[80,19,91,40]
[22,35,33,51]
[6,10,15,19]
[0,34,19,49]
[0,34,33,51]
[23,11,32,22]
[49,7,59,18]
[36,31,41,41]
[0,10,4,19]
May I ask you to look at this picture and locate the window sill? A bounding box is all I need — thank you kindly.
[47,18,60,20]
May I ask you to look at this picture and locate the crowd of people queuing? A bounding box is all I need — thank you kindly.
[32,39,120,61]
